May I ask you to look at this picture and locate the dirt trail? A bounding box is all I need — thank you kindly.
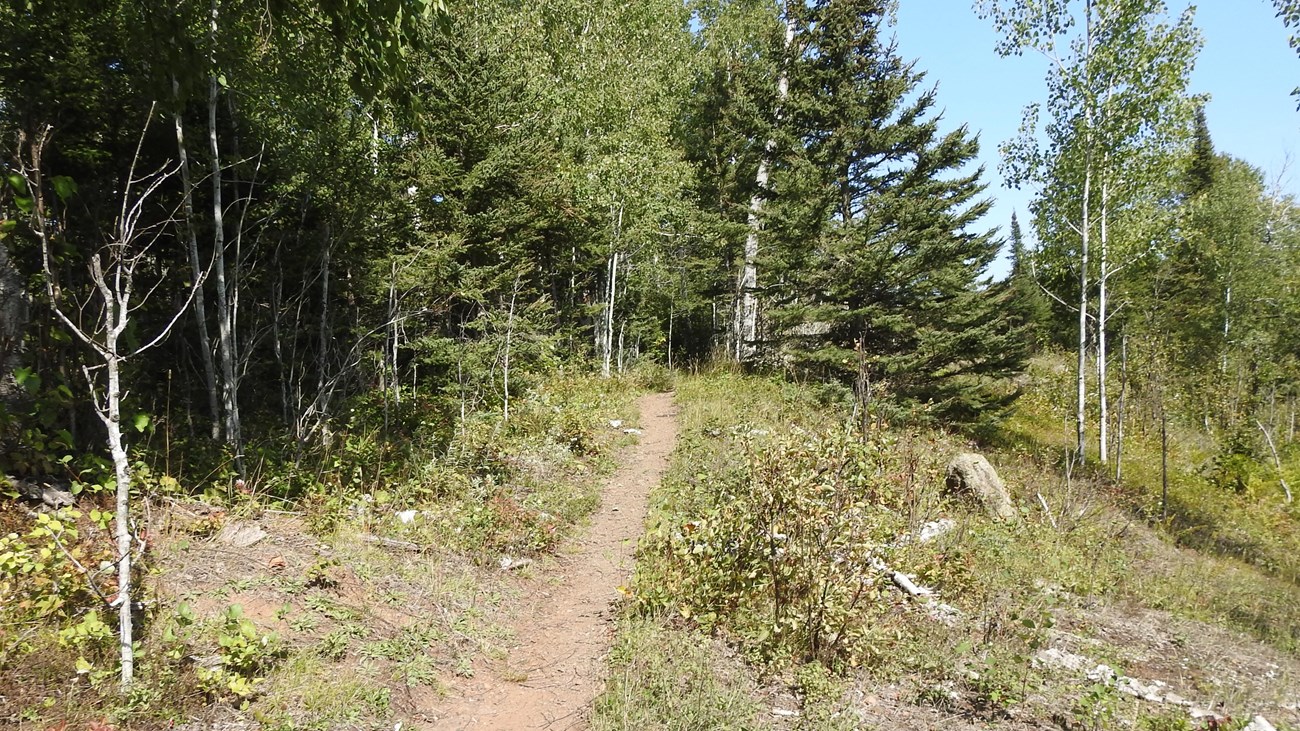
[426,392,678,730]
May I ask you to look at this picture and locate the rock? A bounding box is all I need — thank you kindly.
[395,509,418,524]
[1086,664,1117,684]
[1116,676,1166,702]
[9,476,75,508]
[917,518,956,543]
[944,453,1015,520]
[215,521,267,548]
[622,428,643,435]
[1243,716,1277,731]
[1033,647,1090,673]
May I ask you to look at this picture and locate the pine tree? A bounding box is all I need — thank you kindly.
[1007,211,1052,349]
[1186,105,1216,197]
[767,0,1027,422]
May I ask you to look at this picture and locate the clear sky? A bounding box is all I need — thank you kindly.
[891,1,1300,279]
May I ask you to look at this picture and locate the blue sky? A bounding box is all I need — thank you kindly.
[892,1,1300,278]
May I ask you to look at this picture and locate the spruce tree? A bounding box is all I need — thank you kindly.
[1186,105,1216,197]
[1007,210,1052,349]
[767,0,1026,422]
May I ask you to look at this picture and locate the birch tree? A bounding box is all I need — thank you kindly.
[979,0,1201,462]
[17,118,198,686]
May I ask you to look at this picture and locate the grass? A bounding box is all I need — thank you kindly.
[593,617,765,730]
[598,365,1300,730]
[0,369,643,729]
[998,354,1300,651]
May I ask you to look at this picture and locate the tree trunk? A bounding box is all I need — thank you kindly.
[1115,331,1128,482]
[209,0,243,476]
[104,352,134,687]
[602,250,618,379]
[502,274,519,422]
[172,78,220,442]
[1257,419,1293,503]
[1098,181,1109,465]
[735,8,794,363]
[1161,403,1168,522]
[1077,163,1091,462]
[315,230,332,420]
[667,304,674,370]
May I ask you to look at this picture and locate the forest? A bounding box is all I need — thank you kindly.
[1,0,1299,728]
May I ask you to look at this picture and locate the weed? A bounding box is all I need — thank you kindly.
[196,604,283,702]
[592,617,762,730]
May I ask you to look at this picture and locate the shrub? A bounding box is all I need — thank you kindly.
[636,429,905,668]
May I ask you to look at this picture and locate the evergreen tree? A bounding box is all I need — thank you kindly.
[1186,105,1216,196]
[767,0,1026,422]
[1007,211,1052,349]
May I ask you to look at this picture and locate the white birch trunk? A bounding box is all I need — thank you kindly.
[104,353,134,686]
[1076,2,1094,462]
[1115,332,1127,482]
[1098,180,1109,465]
[735,10,794,362]
[602,252,618,378]
[1077,163,1091,461]
[503,275,519,422]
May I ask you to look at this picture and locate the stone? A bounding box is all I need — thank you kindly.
[215,521,267,548]
[945,453,1015,520]
[1243,716,1277,731]
[1033,647,1090,673]
[9,476,75,508]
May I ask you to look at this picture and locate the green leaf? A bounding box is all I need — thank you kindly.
[50,176,77,202]
[14,367,40,393]
[133,413,150,432]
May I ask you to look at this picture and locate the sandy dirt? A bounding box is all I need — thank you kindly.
[424,391,678,730]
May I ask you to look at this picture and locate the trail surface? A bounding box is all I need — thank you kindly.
[427,392,678,730]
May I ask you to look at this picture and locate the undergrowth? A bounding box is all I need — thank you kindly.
[599,367,1300,730]
[0,369,641,728]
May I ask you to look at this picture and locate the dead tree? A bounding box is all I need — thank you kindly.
[17,111,198,687]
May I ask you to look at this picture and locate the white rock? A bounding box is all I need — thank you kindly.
[918,518,956,543]
[623,428,643,435]
[1243,716,1277,731]
[1033,647,1090,672]
[215,521,267,548]
[771,708,800,718]
[609,419,623,428]
[1086,664,1117,684]
[396,509,418,524]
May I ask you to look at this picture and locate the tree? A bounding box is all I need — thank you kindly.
[15,117,200,686]
[1006,210,1053,348]
[767,0,1026,423]
[979,0,1202,461]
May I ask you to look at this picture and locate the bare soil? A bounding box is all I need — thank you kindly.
[423,391,678,730]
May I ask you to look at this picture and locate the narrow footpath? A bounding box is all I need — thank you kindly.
[427,392,678,730]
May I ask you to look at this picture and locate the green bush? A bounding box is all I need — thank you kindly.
[636,429,905,668]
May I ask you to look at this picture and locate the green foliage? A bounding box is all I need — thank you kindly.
[637,427,905,668]
[0,508,108,621]
[759,0,1026,423]
[195,604,283,701]
[592,617,763,730]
